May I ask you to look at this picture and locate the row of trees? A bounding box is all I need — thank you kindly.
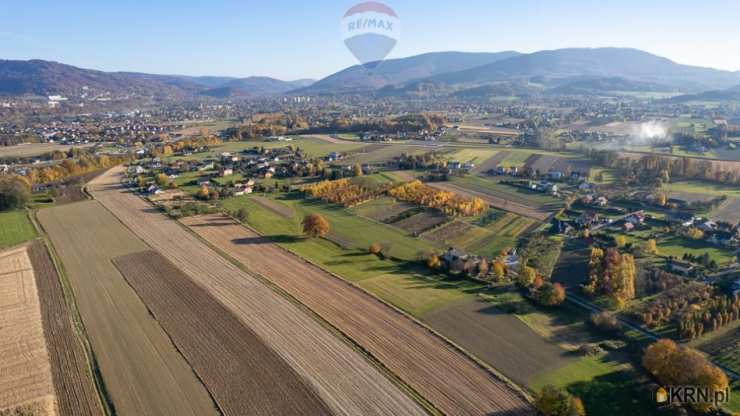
[24,153,128,185]
[589,149,740,186]
[643,339,729,413]
[303,178,389,207]
[388,180,487,217]
[584,247,636,308]
[678,294,740,340]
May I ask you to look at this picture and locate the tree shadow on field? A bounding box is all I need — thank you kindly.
[566,370,655,416]
[232,234,303,245]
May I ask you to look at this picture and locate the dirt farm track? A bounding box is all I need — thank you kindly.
[88,166,424,416]
[182,212,536,416]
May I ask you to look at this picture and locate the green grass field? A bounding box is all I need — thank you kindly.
[358,273,480,316]
[530,354,656,416]
[223,193,439,262]
[224,193,480,317]
[0,211,37,249]
[662,180,740,198]
[447,148,499,164]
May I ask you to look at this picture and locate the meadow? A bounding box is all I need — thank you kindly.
[0,210,37,248]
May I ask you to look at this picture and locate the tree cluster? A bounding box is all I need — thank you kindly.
[388,180,486,217]
[643,339,729,413]
[0,175,31,211]
[584,247,636,308]
[534,385,586,416]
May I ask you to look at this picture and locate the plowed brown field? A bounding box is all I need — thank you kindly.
[0,246,56,416]
[182,213,536,416]
[27,241,102,416]
[89,167,425,416]
[113,250,333,416]
[37,201,218,416]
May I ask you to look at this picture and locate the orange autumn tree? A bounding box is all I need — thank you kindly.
[388,180,486,217]
[643,339,729,413]
[302,213,330,238]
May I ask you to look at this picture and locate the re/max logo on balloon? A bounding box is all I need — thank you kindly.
[341,2,401,68]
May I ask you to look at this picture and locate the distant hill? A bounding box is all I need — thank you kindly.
[0,59,314,99]
[301,51,521,93]
[546,76,676,95]
[667,84,740,103]
[200,77,315,97]
[425,48,740,92]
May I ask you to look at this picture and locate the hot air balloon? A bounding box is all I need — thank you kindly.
[341,2,401,69]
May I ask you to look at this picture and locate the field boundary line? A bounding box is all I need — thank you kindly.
[28,209,115,416]
[216,213,534,404]
[175,217,441,416]
[89,177,438,415]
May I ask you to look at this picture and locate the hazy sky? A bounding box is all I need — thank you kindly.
[2,0,739,80]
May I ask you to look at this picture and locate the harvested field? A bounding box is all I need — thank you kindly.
[183,212,536,416]
[89,167,424,416]
[423,221,479,245]
[252,195,295,218]
[113,251,332,416]
[525,155,559,174]
[27,241,102,416]
[428,181,551,221]
[712,198,740,223]
[392,211,448,235]
[0,143,95,159]
[474,151,510,174]
[351,197,416,222]
[37,201,218,416]
[424,299,570,386]
[0,246,56,416]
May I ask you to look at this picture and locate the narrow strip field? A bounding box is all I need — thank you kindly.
[0,246,56,415]
[182,213,536,416]
[113,251,332,416]
[27,241,102,416]
[428,181,552,221]
[89,167,424,416]
[37,201,219,416]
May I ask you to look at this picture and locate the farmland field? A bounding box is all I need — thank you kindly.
[447,148,498,165]
[392,211,448,235]
[424,298,571,387]
[338,144,429,165]
[0,246,56,416]
[26,241,102,416]
[475,151,511,173]
[224,194,440,261]
[0,142,95,158]
[422,212,535,258]
[182,213,536,415]
[357,273,480,317]
[113,251,332,416]
[711,197,740,223]
[251,195,294,218]
[428,179,556,221]
[694,326,740,374]
[38,201,218,416]
[89,167,424,416]
[0,211,37,249]
[351,197,416,222]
